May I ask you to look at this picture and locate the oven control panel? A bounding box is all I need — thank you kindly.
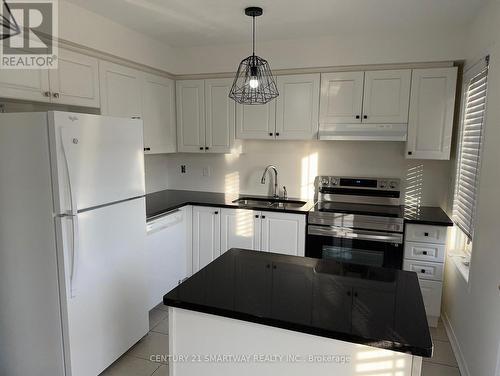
[318,176,400,191]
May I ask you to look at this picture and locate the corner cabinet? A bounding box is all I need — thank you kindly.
[406,67,458,160]
[99,61,177,154]
[0,48,99,107]
[236,73,320,140]
[176,78,235,153]
[192,206,306,274]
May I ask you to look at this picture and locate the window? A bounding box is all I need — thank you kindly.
[453,56,489,243]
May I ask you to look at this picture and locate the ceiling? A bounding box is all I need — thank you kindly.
[65,0,485,48]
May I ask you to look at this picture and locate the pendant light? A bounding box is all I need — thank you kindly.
[229,7,279,105]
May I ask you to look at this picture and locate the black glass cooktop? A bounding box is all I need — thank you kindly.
[164,249,432,357]
[312,201,404,218]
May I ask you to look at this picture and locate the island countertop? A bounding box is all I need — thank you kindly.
[164,248,432,357]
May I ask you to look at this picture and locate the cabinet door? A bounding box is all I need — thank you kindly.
[418,279,443,318]
[406,67,458,160]
[275,74,320,139]
[235,101,276,139]
[176,80,206,152]
[49,49,100,108]
[220,209,260,254]
[260,212,305,256]
[192,206,220,273]
[99,61,142,118]
[205,78,235,153]
[319,72,364,124]
[0,68,50,102]
[142,74,176,154]
[362,69,411,124]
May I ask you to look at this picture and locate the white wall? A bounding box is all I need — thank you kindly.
[174,28,465,74]
[161,141,451,206]
[442,2,500,376]
[58,0,178,72]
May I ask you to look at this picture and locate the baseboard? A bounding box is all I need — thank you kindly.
[442,311,471,376]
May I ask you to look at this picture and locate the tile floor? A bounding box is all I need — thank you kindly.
[100,306,461,376]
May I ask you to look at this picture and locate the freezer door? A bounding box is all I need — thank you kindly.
[49,111,145,214]
[56,197,148,376]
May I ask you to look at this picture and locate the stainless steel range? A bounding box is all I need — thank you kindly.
[306,176,404,269]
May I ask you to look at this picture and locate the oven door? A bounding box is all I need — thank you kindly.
[306,225,404,269]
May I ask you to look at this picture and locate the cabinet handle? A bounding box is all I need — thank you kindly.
[199,147,204,150]
[354,292,358,297]
[53,92,60,98]
[255,215,259,218]
[273,265,277,270]
[275,132,280,136]
[261,215,266,219]
[424,232,429,237]
[408,151,413,156]
[363,115,367,119]
[347,291,351,297]
[422,251,428,255]
[205,147,209,150]
[421,269,426,274]
[144,147,151,151]
[269,132,273,136]
[131,116,141,120]
[214,211,219,215]
[43,91,51,97]
[355,115,360,119]
[266,264,271,269]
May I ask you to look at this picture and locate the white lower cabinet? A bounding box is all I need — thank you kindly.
[260,211,306,256]
[220,209,261,253]
[403,224,448,327]
[192,206,221,273]
[193,206,306,273]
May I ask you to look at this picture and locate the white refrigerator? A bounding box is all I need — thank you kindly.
[0,111,149,376]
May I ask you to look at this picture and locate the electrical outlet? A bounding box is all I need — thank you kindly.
[202,167,211,177]
[180,165,186,174]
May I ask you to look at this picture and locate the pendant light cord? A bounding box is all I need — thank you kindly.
[252,16,255,57]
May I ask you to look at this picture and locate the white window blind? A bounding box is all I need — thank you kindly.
[453,56,489,240]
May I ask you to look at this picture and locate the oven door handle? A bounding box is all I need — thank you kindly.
[308,225,403,244]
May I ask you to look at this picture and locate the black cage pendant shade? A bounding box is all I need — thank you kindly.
[229,7,279,105]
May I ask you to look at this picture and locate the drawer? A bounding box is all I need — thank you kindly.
[404,241,445,263]
[403,259,444,281]
[418,279,443,318]
[405,224,447,244]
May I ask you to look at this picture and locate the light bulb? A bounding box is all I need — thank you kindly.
[249,78,259,89]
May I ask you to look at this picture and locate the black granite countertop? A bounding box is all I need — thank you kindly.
[164,249,432,357]
[146,189,313,220]
[403,206,453,226]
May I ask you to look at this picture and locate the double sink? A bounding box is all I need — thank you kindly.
[232,196,307,209]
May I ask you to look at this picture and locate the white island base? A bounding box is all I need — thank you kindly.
[168,307,423,376]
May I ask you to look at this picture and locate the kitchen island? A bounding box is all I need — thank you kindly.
[164,249,431,376]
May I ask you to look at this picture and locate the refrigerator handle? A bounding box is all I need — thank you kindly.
[61,127,79,216]
[69,215,80,298]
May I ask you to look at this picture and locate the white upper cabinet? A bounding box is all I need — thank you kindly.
[49,49,100,108]
[275,74,320,139]
[0,68,50,102]
[406,67,458,160]
[176,80,205,152]
[220,209,261,254]
[205,78,235,153]
[362,70,411,124]
[236,101,276,139]
[99,61,142,118]
[0,48,99,107]
[260,211,305,257]
[142,74,176,154]
[192,206,221,273]
[319,72,364,124]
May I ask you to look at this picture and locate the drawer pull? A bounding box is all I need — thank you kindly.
[421,269,426,274]
[422,251,428,255]
[424,232,429,237]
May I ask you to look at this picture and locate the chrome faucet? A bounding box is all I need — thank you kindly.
[260,165,279,198]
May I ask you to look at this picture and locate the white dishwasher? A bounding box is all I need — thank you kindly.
[146,208,187,310]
